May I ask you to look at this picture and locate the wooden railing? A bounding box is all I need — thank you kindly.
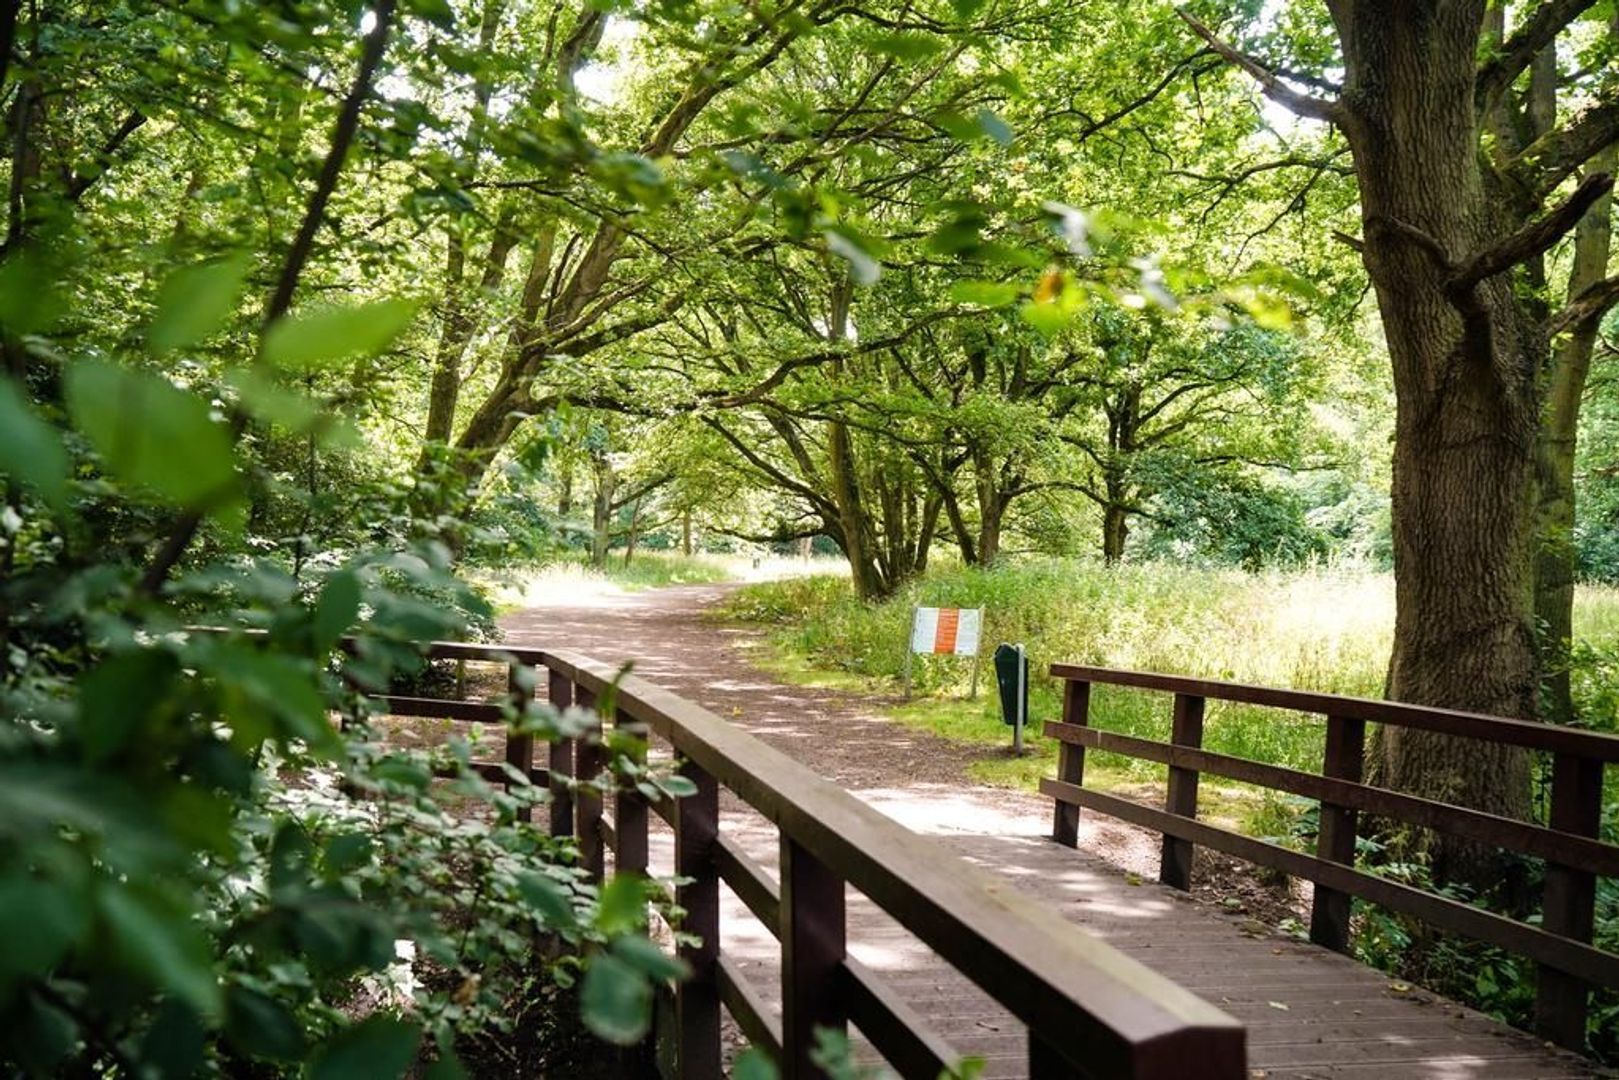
[1040,664,1619,1053]
[378,642,1246,1079]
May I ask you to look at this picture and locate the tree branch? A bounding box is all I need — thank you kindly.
[1520,96,1619,200]
[1475,0,1600,111]
[1176,10,1341,124]
[1450,171,1613,290]
[1547,273,1619,337]
[141,0,397,596]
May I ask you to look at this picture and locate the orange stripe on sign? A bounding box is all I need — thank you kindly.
[933,608,959,654]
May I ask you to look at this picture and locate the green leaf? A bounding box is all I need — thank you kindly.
[595,874,649,934]
[141,999,206,1077]
[580,953,652,1045]
[867,31,944,60]
[949,281,1022,307]
[976,108,1014,146]
[307,1015,422,1080]
[0,874,90,980]
[227,368,326,435]
[79,649,181,763]
[64,361,238,509]
[0,376,70,511]
[312,569,361,652]
[734,1047,778,1080]
[515,870,578,930]
[0,252,63,335]
[226,985,305,1061]
[148,254,252,355]
[262,299,418,371]
[612,934,688,982]
[98,884,222,1017]
[824,227,881,286]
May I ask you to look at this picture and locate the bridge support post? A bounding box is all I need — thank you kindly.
[781,836,846,1078]
[546,670,574,839]
[614,714,649,880]
[505,663,535,823]
[1536,750,1601,1051]
[1310,715,1364,952]
[1052,680,1090,847]
[574,685,606,881]
[1160,693,1205,891]
[675,760,721,1079]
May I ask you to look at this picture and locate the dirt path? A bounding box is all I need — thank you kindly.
[500,581,1167,872]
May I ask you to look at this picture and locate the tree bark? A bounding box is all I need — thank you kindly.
[1102,501,1129,565]
[590,451,615,568]
[1333,5,1540,887]
[1534,144,1615,724]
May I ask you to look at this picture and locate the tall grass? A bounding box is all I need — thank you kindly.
[722,561,1619,791]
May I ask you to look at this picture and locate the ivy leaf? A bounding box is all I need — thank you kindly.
[0,377,70,512]
[307,1015,422,1080]
[262,299,418,371]
[64,361,238,509]
[148,254,252,355]
[580,953,651,1045]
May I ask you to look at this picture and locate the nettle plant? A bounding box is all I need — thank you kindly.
[0,255,689,1075]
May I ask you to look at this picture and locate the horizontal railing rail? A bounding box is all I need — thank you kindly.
[361,639,1247,1078]
[1042,663,1619,1055]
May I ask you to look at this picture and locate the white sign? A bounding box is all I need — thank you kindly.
[909,607,982,657]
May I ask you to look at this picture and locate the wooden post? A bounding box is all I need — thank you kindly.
[1160,693,1205,891]
[1310,714,1365,952]
[574,685,606,882]
[1052,679,1090,848]
[547,669,574,839]
[505,663,535,823]
[780,836,846,1079]
[614,713,649,878]
[902,606,917,700]
[675,760,721,1079]
[1535,751,1602,1051]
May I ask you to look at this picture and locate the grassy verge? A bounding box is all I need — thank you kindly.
[719,560,1619,830]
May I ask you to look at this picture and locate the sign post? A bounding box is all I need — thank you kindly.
[903,606,983,699]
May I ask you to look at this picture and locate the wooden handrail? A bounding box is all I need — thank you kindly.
[1044,662,1619,1056]
[1050,663,1619,760]
[357,638,1247,1078]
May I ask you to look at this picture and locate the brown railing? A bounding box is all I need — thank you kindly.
[1040,663,1619,1053]
[377,641,1245,1079]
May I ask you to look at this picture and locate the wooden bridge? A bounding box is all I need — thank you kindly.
[376,634,1614,1078]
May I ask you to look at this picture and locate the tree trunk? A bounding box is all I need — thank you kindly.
[1102,502,1129,565]
[1335,7,1539,889]
[1534,150,1615,725]
[681,510,692,556]
[590,452,615,568]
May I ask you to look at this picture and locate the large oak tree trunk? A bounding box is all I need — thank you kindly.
[1334,5,1539,886]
